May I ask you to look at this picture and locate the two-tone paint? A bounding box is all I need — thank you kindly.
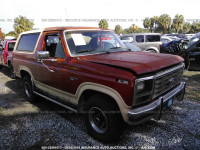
[13,27,184,123]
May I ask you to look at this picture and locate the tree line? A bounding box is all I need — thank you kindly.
[1,14,200,39]
[99,14,200,35]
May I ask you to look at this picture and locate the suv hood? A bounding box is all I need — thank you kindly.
[79,51,183,75]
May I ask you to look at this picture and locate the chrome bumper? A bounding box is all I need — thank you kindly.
[128,82,186,125]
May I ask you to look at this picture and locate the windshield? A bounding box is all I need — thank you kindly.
[123,42,141,51]
[65,30,126,56]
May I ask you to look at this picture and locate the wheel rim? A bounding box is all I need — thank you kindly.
[24,82,31,98]
[89,107,108,134]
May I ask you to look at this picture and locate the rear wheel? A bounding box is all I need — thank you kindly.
[83,94,124,142]
[23,76,37,103]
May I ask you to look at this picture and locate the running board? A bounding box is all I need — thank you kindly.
[33,91,77,113]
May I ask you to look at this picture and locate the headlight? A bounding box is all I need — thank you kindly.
[133,76,154,106]
[136,81,145,91]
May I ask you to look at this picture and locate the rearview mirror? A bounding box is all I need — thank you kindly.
[37,51,49,60]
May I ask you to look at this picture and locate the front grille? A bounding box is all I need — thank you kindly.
[153,64,184,99]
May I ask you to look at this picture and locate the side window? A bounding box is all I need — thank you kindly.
[8,42,15,51]
[136,35,144,43]
[17,33,40,52]
[45,34,65,58]
[146,35,160,42]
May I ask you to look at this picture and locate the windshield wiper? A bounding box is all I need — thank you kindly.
[109,47,121,49]
[77,50,95,53]
[98,51,111,54]
[109,47,131,52]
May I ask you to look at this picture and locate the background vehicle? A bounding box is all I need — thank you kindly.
[161,36,179,43]
[123,42,141,51]
[160,39,189,69]
[13,27,185,142]
[0,40,16,77]
[184,36,200,64]
[120,33,161,53]
[164,34,189,42]
[186,34,195,40]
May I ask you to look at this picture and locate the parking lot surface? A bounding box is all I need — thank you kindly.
[0,68,200,149]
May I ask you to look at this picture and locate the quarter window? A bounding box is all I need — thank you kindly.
[136,35,144,43]
[146,35,160,42]
[17,33,40,52]
[8,42,15,51]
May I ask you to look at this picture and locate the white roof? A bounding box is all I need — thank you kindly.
[21,29,44,35]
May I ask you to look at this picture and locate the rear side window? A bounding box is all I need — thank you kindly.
[146,35,160,42]
[136,35,144,43]
[17,33,40,52]
[8,42,15,51]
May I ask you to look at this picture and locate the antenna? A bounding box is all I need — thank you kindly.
[65,8,70,26]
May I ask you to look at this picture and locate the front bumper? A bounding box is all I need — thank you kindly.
[127,82,186,125]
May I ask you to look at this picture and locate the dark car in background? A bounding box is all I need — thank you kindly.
[164,34,189,42]
[160,32,200,70]
[184,36,200,61]
[160,39,190,69]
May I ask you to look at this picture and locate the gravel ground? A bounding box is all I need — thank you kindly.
[0,67,200,150]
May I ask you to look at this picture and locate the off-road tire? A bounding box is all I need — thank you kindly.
[83,94,124,142]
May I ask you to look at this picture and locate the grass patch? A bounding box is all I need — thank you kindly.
[183,71,200,102]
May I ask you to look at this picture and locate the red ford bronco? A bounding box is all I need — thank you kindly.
[13,27,185,142]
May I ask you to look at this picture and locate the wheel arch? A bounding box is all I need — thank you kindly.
[76,83,131,122]
[145,47,159,53]
[17,66,34,79]
[18,66,35,90]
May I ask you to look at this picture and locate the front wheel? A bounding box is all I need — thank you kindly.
[23,76,37,103]
[83,94,124,142]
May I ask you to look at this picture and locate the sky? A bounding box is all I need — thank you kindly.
[0,0,199,33]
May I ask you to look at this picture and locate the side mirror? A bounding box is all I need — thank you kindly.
[37,51,49,60]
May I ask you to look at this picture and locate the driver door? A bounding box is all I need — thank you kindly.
[36,32,69,100]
